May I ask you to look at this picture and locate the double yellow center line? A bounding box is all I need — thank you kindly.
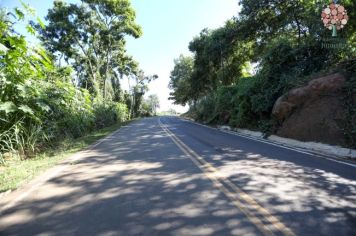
[159,118,295,236]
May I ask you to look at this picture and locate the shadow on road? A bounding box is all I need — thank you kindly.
[0,119,259,235]
[1,117,355,236]
[162,117,356,236]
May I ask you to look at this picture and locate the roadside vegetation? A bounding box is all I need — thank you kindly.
[0,0,159,191]
[169,0,355,148]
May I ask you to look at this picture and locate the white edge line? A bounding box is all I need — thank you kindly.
[176,117,356,168]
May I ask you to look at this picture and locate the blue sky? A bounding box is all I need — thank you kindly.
[0,0,240,112]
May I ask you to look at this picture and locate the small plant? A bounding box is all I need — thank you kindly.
[0,124,18,164]
[258,119,278,139]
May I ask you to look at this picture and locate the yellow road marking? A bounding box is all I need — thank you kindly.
[159,118,296,236]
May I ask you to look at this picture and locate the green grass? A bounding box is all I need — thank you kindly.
[0,121,130,193]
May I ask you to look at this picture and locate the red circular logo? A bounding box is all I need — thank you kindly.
[321,2,348,31]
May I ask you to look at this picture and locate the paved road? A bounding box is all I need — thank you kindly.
[1,117,355,236]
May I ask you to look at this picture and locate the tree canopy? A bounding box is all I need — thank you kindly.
[169,0,355,146]
[170,0,355,106]
[38,0,142,98]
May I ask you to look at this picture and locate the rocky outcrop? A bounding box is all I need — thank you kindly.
[272,73,349,146]
[272,73,345,121]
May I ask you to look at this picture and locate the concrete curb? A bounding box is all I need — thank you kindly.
[221,126,356,160]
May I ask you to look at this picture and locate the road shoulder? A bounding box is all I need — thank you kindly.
[179,116,356,164]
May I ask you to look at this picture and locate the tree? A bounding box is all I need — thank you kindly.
[129,71,158,118]
[147,94,160,115]
[236,0,355,60]
[169,55,194,105]
[169,21,253,106]
[38,0,142,97]
[189,21,251,89]
[168,0,355,133]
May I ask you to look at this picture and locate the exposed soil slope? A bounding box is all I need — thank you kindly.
[272,73,350,147]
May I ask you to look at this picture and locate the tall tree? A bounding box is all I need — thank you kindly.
[38,0,142,97]
[129,71,158,117]
[169,55,194,105]
[189,22,252,90]
[147,94,160,115]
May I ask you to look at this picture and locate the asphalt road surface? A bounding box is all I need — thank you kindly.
[1,116,355,236]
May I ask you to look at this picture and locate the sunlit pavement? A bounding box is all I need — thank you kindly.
[1,117,355,236]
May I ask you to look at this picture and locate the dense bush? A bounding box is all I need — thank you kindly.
[93,98,128,129]
[0,12,52,160]
[229,77,259,129]
[187,35,354,135]
[0,11,129,163]
[340,59,356,148]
